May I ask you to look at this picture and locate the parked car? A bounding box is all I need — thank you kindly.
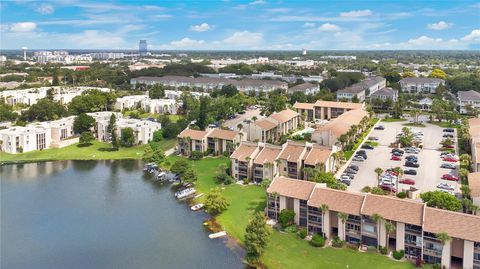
[405,161,420,168]
[443,128,455,133]
[405,148,419,154]
[361,144,374,150]
[369,136,379,141]
[392,148,404,154]
[442,174,459,181]
[353,156,365,162]
[345,168,357,174]
[386,169,399,176]
[238,111,246,114]
[443,157,458,163]
[399,178,415,185]
[340,179,351,186]
[442,134,454,138]
[391,155,402,161]
[405,155,418,161]
[379,184,397,193]
[355,153,367,159]
[441,163,457,169]
[340,175,351,181]
[348,165,359,171]
[404,169,417,175]
[437,182,454,191]
[374,125,385,130]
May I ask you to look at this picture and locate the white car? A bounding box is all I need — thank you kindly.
[353,156,365,162]
[437,182,454,191]
[340,175,351,181]
[380,179,396,186]
[439,189,455,195]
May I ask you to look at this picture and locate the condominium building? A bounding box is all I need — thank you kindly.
[369,87,398,102]
[458,90,480,114]
[469,118,480,172]
[230,141,336,182]
[312,109,369,147]
[400,77,445,94]
[267,176,480,269]
[336,76,386,102]
[93,114,161,145]
[293,100,365,122]
[247,109,300,143]
[468,172,480,211]
[177,128,243,157]
[114,95,181,114]
[287,83,320,95]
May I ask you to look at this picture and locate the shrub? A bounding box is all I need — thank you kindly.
[284,226,297,233]
[278,209,295,229]
[243,178,250,185]
[204,148,214,156]
[331,236,345,248]
[298,228,307,239]
[392,250,405,260]
[362,186,372,193]
[396,192,407,199]
[371,187,387,195]
[379,246,388,255]
[310,234,325,247]
[190,151,203,160]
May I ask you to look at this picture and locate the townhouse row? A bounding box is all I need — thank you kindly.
[0,112,161,154]
[293,100,365,122]
[469,117,480,173]
[177,127,244,157]
[267,176,480,269]
[230,140,338,183]
[246,109,301,143]
[114,95,181,115]
[336,76,387,102]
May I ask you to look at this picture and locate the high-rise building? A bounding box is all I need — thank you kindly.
[139,40,148,56]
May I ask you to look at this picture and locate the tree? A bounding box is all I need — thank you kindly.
[52,68,60,86]
[152,130,163,142]
[420,191,462,211]
[21,99,68,121]
[429,68,447,80]
[337,212,348,240]
[460,154,472,169]
[371,213,384,248]
[73,113,95,134]
[402,71,416,78]
[107,114,116,134]
[384,221,396,252]
[182,167,197,184]
[197,97,208,130]
[171,159,191,178]
[244,212,270,264]
[319,204,329,238]
[111,131,119,149]
[278,209,295,229]
[79,131,95,145]
[69,89,116,114]
[148,84,165,99]
[120,127,135,147]
[374,168,384,183]
[204,188,229,215]
[142,144,165,164]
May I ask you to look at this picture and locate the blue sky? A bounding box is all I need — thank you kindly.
[1,0,480,50]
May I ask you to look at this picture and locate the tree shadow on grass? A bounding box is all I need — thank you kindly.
[77,143,93,148]
[98,147,119,152]
[247,200,266,212]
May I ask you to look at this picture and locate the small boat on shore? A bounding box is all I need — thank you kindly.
[175,188,196,199]
[209,231,226,239]
[191,203,204,211]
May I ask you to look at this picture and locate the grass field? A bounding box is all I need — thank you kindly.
[381,118,406,122]
[0,139,176,163]
[263,231,416,269]
[402,122,427,127]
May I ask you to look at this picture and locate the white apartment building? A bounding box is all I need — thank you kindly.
[94,114,161,145]
[336,76,386,102]
[114,95,181,115]
[400,77,445,94]
[0,87,111,106]
[458,90,480,114]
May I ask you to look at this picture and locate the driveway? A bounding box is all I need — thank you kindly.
[346,121,459,196]
[223,108,263,131]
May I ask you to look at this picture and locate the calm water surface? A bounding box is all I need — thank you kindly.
[1,160,244,269]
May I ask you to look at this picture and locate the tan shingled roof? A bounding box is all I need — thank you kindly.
[254,144,282,164]
[278,141,306,162]
[254,118,278,130]
[308,187,364,215]
[207,128,238,141]
[468,118,480,140]
[313,100,364,110]
[293,102,314,110]
[269,109,299,124]
[230,142,258,162]
[468,172,480,198]
[313,109,368,138]
[178,129,208,140]
[424,207,480,242]
[362,194,424,226]
[476,143,480,164]
[304,146,332,166]
[267,176,317,200]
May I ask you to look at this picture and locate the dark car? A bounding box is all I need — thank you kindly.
[405,161,420,168]
[238,111,246,115]
[443,128,455,133]
[345,168,357,174]
[374,125,385,130]
[442,134,454,138]
[361,144,374,150]
[355,154,367,160]
[406,155,418,161]
[404,169,417,175]
[391,149,404,154]
[392,152,403,157]
[348,165,359,171]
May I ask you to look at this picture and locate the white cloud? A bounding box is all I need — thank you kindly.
[249,0,266,5]
[223,31,263,47]
[462,29,480,42]
[36,3,54,14]
[427,21,452,30]
[340,9,372,18]
[10,22,37,32]
[170,37,206,48]
[317,23,341,32]
[303,22,316,28]
[398,35,460,49]
[190,23,212,32]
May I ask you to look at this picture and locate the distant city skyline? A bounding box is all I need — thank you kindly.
[1,0,479,50]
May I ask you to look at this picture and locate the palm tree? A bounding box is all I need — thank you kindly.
[436,232,451,259]
[460,154,472,169]
[374,168,384,184]
[237,123,243,132]
[471,205,479,215]
[371,213,384,248]
[393,167,403,193]
[384,221,396,253]
[251,116,258,122]
[337,212,348,241]
[338,134,348,149]
[319,204,329,238]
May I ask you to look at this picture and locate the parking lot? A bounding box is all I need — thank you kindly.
[223,107,263,131]
[346,121,459,195]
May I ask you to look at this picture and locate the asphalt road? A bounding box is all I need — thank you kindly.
[346,121,459,196]
[223,108,263,131]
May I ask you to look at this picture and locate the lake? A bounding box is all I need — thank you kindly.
[0,160,244,269]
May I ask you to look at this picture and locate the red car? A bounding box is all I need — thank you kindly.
[446,145,455,149]
[379,184,397,193]
[391,155,401,161]
[399,178,415,185]
[443,157,458,162]
[442,174,459,181]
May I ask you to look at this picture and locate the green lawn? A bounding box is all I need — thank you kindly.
[263,231,416,269]
[381,118,406,122]
[427,121,462,128]
[0,139,176,163]
[168,114,183,123]
[402,123,426,127]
